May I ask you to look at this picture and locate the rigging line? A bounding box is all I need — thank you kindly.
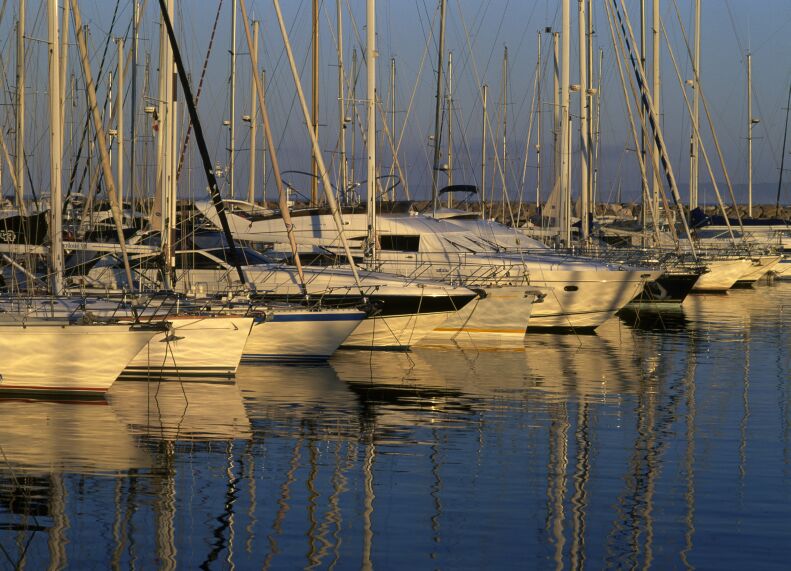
[65,0,122,200]
[668,0,744,230]
[175,0,223,182]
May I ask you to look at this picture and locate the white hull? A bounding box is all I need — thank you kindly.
[526,270,659,329]
[693,259,754,291]
[773,257,791,279]
[343,311,455,348]
[0,323,157,394]
[122,316,253,378]
[736,255,782,283]
[426,285,538,339]
[243,309,364,361]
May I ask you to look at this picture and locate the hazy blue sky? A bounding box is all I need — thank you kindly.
[5,1,791,206]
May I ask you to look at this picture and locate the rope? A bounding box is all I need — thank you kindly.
[175,0,224,182]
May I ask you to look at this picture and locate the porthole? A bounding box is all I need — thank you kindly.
[564,285,578,292]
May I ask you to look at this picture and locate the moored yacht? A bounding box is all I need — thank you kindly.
[197,200,660,331]
[0,316,162,395]
[76,242,478,349]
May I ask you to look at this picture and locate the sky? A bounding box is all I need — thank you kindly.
[4,0,791,207]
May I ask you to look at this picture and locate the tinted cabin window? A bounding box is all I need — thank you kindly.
[379,235,420,252]
[175,252,223,270]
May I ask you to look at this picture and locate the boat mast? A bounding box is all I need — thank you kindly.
[536,31,542,208]
[501,46,508,224]
[747,51,753,218]
[71,0,135,289]
[116,38,124,205]
[247,20,259,204]
[640,0,647,235]
[157,0,175,288]
[49,0,63,294]
[578,0,589,242]
[481,83,487,220]
[366,0,377,260]
[431,0,447,215]
[351,48,358,193]
[311,0,319,205]
[239,0,307,290]
[446,50,453,202]
[689,0,700,211]
[652,0,661,222]
[157,0,247,285]
[337,0,347,199]
[560,0,571,244]
[388,56,396,201]
[229,0,237,198]
[776,84,791,212]
[130,1,138,215]
[271,0,364,290]
[16,0,26,216]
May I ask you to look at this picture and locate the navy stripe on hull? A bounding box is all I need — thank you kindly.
[254,293,477,317]
[241,354,331,363]
[266,313,365,323]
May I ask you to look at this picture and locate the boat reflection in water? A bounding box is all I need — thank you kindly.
[0,398,150,570]
[1,285,790,568]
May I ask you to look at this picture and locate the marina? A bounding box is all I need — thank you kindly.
[1,0,791,568]
[1,284,790,568]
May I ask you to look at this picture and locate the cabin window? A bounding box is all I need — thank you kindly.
[564,285,579,292]
[175,252,223,270]
[379,234,420,252]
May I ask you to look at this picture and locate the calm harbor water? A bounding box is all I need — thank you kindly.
[1,283,790,569]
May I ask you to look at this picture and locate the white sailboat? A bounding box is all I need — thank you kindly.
[0,319,161,395]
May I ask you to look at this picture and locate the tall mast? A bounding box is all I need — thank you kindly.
[640,0,647,233]
[158,0,176,288]
[501,46,508,224]
[351,48,358,191]
[311,0,319,205]
[337,0,347,198]
[16,0,26,215]
[587,0,594,223]
[130,1,139,214]
[446,50,453,200]
[49,0,62,294]
[366,0,377,260]
[116,38,124,204]
[247,20,259,204]
[389,56,396,200]
[578,0,589,242]
[71,0,135,289]
[776,84,791,211]
[689,0,700,210]
[229,0,237,198]
[652,0,661,221]
[536,31,542,208]
[60,0,70,144]
[553,32,560,196]
[560,0,571,244]
[239,0,307,289]
[431,0,447,215]
[747,51,753,217]
[481,83,487,220]
[271,0,364,290]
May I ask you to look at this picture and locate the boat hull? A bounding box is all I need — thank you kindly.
[343,311,459,348]
[121,316,254,379]
[0,323,157,395]
[693,259,754,292]
[527,270,660,330]
[425,285,538,340]
[243,309,364,361]
[628,273,700,305]
[733,255,782,286]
